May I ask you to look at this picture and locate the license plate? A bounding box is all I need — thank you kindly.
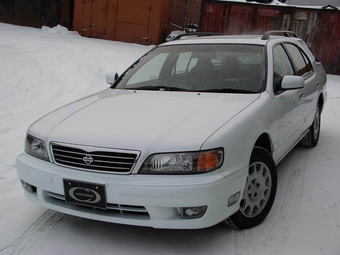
[63,179,107,209]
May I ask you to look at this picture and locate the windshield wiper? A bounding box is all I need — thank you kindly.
[199,88,257,94]
[125,86,257,93]
[126,86,188,91]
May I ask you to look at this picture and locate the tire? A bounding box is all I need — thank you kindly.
[300,105,321,148]
[224,147,277,229]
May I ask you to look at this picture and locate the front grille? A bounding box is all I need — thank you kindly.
[51,144,138,174]
[46,192,150,218]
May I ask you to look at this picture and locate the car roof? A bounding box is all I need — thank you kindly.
[162,35,267,46]
[161,31,302,47]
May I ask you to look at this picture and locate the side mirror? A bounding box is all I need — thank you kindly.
[106,72,119,85]
[281,75,305,90]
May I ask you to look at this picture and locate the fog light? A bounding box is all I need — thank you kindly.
[180,206,207,219]
[228,192,240,207]
[21,180,36,193]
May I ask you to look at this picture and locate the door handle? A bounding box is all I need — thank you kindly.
[299,92,304,99]
[316,81,320,89]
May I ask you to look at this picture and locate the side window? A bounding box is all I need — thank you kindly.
[284,44,309,77]
[300,50,313,74]
[273,45,294,93]
[297,40,320,63]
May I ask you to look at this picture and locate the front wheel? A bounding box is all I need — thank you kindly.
[224,147,277,229]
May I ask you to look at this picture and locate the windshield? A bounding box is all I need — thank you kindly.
[114,44,266,93]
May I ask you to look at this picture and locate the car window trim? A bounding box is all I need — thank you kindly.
[282,42,312,80]
[281,43,299,75]
[292,42,315,78]
[298,47,314,79]
[297,39,322,66]
[296,41,315,67]
[272,43,295,95]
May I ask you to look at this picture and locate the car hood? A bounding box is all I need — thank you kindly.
[30,89,260,153]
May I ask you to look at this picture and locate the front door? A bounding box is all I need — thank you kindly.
[272,44,305,161]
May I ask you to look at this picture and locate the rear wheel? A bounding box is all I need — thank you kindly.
[300,105,321,148]
[224,147,277,229]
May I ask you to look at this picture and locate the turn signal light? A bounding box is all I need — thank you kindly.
[198,152,218,172]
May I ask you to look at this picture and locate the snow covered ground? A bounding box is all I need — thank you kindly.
[0,23,340,255]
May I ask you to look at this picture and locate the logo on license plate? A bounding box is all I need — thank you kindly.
[69,187,101,203]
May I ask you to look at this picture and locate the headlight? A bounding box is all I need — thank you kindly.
[139,148,224,174]
[25,134,49,161]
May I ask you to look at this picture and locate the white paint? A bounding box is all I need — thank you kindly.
[15,24,326,231]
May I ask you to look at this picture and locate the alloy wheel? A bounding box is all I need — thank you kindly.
[240,162,272,218]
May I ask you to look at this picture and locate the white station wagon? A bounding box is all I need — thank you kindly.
[16,31,327,229]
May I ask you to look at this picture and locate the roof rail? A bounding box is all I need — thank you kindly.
[173,32,222,41]
[261,30,299,40]
[322,4,338,10]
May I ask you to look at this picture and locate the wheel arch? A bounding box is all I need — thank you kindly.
[318,92,325,113]
[253,133,274,156]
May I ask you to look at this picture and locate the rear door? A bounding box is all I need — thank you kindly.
[283,43,318,131]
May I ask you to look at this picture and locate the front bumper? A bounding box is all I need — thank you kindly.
[16,153,247,229]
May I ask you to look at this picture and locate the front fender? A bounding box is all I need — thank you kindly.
[201,92,277,178]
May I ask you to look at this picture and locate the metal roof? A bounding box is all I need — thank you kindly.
[161,32,300,46]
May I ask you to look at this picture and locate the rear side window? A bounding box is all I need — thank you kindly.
[300,50,313,74]
[297,40,320,62]
[273,45,294,93]
[284,44,309,77]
